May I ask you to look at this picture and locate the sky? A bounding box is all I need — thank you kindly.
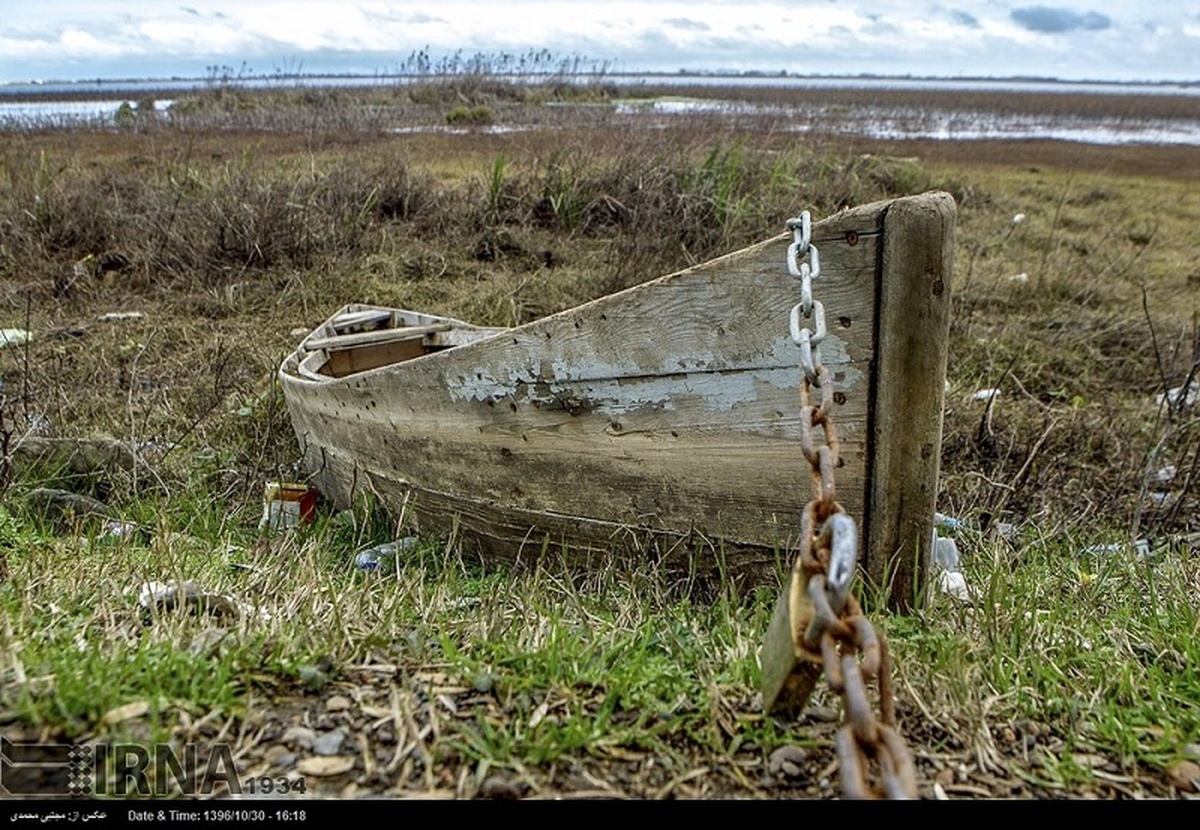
[1,1,1198,85]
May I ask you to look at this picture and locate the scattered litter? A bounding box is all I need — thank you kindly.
[994,522,1018,541]
[973,387,1001,401]
[97,519,143,541]
[1007,272,1029,283]
[258,481,317,531]
[137,580,270,621]
[937,570,976,604]
[931,517,977,602]
[354,537,418,574]
[97,311,145,321]
[934,512,965,532]
[1157,465,1177,483]
[932,536,961,571]
[1011,213,1026,225]
[1079,539,1153,560]
[1156,382,1199,409]
[0,328,31,349]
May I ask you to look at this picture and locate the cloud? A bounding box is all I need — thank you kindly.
[663,17,709,32]
[948,9,979,28]
[1010,6,1113,34]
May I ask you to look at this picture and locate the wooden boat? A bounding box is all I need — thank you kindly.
[280,191,954,595]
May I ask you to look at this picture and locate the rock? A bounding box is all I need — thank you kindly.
[137,580,258,620]
[188,628,229,657]
[297,665,331,692]
[25,488,111,524]
[312,729,346,756]
[768,745,808,777]
[296,756,355,777]
[312,729,345,753]
[280,726,316,750]
[263,745,296,770]
[801,707,839,724]
[325,695,352,712]
[1167,760,1199,792]
[478,775,527,800]
[12,436,150,479]
[101,701,150,726]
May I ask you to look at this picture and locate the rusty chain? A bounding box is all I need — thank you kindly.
[786,211,918,800]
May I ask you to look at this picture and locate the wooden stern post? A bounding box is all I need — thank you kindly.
[761,191,953,713]
[864,191,954,611]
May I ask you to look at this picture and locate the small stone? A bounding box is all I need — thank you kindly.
[1167,760,1199,792]
[1183,744,1200,762]
[1071,752,1109,769]
[264,745,296,769]
[27,488,111,524]
[297,665,330,691]
[281,725,316,750]
[479,776,526,800]
[472,673,495,694]
[1016,719,1041,738]
[101,701,150,726]
[935,767,955,787]
[802,707,839,724]
[189,628,228,657]
[325,694,352,712]
[768,745,808,777]
[312,729,346,757]
[296,756,355,777]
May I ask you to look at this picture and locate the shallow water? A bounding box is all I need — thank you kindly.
[3,75,1198,147]
[613,97,1200,146]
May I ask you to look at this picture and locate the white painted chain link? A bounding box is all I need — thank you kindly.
[787,212,826,387]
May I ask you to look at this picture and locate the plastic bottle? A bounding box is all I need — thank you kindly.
[354,537,418,574]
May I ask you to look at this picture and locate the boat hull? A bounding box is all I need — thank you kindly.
[281,192,954,593]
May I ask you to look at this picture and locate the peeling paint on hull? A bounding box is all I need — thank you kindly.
[279,192,954,598]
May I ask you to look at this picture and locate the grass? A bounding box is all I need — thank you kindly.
[1,499,1195,798]
[0,82,1198,799]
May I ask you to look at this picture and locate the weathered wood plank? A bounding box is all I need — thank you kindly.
[284,192,953,603]
[865,191,955,610]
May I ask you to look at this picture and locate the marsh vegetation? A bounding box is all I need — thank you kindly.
[0,80,1197,799]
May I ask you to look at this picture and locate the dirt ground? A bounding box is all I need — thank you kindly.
[2,119,1197,804]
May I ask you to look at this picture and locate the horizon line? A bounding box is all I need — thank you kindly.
[3,68,1198,89]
